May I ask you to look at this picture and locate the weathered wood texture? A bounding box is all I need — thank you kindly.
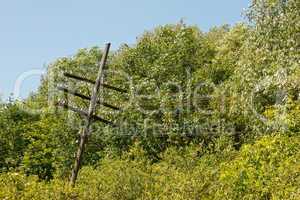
[57,86,121,110]
[64,72,128,93]
[69,43,111,186]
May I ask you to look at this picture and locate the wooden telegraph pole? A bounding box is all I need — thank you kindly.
[69,43,110,186]
[56,43,127,186]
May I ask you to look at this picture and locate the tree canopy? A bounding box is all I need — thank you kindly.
[0,0,299,199]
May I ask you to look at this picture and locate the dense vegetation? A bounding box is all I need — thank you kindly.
[0,0,299,199]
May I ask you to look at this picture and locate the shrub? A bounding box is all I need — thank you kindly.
[218,134,300,199]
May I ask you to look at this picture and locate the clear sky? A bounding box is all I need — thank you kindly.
[0,0,250,100]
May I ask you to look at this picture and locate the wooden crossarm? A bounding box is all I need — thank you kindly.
[57,86,121,111]
[63,72,128,93]
[56,101,115,126]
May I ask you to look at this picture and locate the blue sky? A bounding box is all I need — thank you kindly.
[0,0,250,100]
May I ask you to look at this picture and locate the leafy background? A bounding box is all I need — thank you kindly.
[0,0,299,199]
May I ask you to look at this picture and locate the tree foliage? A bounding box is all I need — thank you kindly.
[0,0,299,198]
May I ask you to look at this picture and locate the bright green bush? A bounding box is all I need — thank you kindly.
[1,135,298,199]
[0,0,299,198]
[218,134,300,199]
[0,103,39,172]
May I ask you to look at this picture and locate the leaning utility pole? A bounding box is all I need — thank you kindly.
[69,43,110,186]
[56,43,127,186]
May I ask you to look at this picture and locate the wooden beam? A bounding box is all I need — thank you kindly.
[56,101,87,116]
[92,115,116,126]
[70,43,111,186]
[57,86,121,111]
[64,72,95,84]
[63,72,128,93]
[101,83,128,93]
[56,101,115,126]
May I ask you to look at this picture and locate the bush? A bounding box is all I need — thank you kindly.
[1,135,298,199]
[218,134,300,199]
